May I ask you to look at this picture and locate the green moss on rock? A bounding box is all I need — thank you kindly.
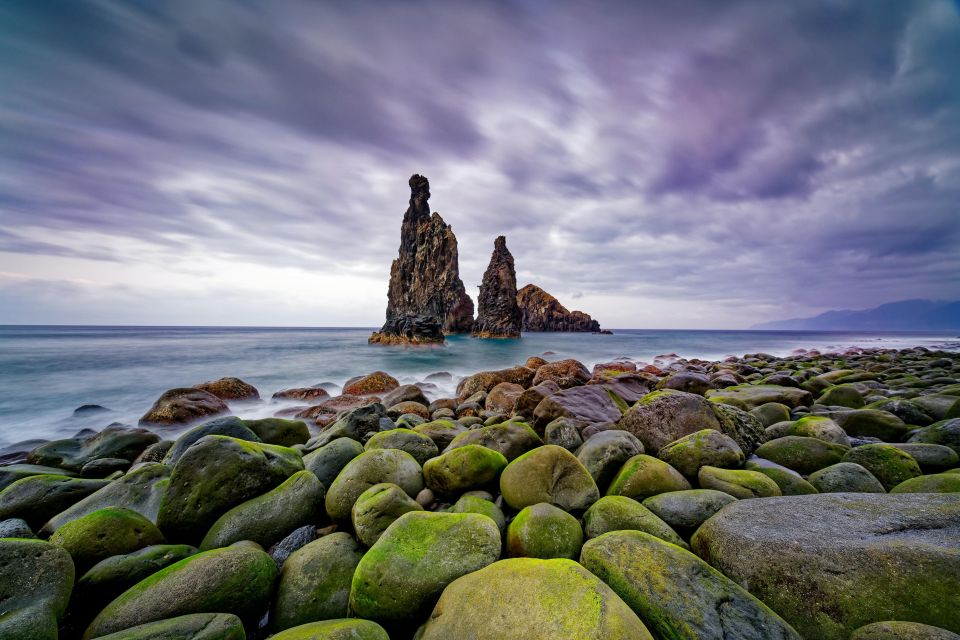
[500,445,600,511]
[86,613,245,640]
[324,448,423,522]
[506,502,584,559]
[584,495,687,548]
[50,506,164,573]
[755,436,848,475]
[698,466,782,499]
[365,428,438,466]
[843,444,922,491]
[422,444,508,497]
[606,454,691,500]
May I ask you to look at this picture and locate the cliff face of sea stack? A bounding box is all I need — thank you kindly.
[472,235,522,338]
[517,283,602,332]
[369,175,474,344]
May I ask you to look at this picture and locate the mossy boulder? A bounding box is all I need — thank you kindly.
[913,394,960,421]
[698,466,782,499]
[544,416,586,451]
[642,489,737,533]
[83,542,277,639]
[349,511,501,624]
[445,419,543,460]
[843,444,922,491]
[272,532,365,631]
[711,403,766,455]
[303,437,364,488]
[833,409,910,440]
[423,444,507,497]
[418,558,652,640]
[886,443,959,473]
[750,402,792,427]
[271,619,390,639]
[581,530,800,640]
[50,507,165,573]
[657,429,744,478]
[450,494,506,531]
[412,419,468,450]
[27,426,159,472]
[163,417,263,466]
[890,473,960,493]
[606,454,690,500]
[88,613,244,640]
[158,435,303,542]
[243,418,309,447]
[866,398,936,427]
[325,448,423,521]
[0,474,108,529]
[364,428,438,466]
[575,430,645,490]
[0,539,74,639]
[0,464,78,491]
[305,404,390,450]
[908,419,960,454]
[744,460,819,495]
[808,462,886,493]
[351,482,423,547]
[850,621,960,640]
[200,470,324,550]
[617,390,723,453]
[755,436,848,475]
[706,384,813,410]
[583,495,686,548]
[75,544,197,615]
[386,401,430,420]
[506,502,583,559]
[532,385,622,433]
[787,415,851,446]
[818,384,865,408]
[691,493,960,639]
[500,445,600,511]
[41,462,169,535]
[194,376,259,401]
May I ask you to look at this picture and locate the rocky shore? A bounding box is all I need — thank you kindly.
[2,345,960,639]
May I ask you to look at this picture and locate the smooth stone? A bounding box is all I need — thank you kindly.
[272,532,365,632]
[349,511,501,624]
[581,530,800,640]
[50,506,164,574]
[303,437,364,488]
[890,473,960,493]
[444,419,542,460]
[750,402,792,427]
[833,409,910,440]
[606,454,691,500]
[642,489,738,533]
[818,385,865,408]
[0,517,34,538]
[698,466,782,499]
[324,449,423,522]
[500,445,600,511]
[306,404,390,450]
[843,443,922,491]
[755,436,848,475]
[711,403,767,455]
[0,539,74,638]
[850,621,960,640]
[532,385,622,433]
[423,444,508,497]
[691,493,960,639]
[200,470,324,550]
[583,495,687,548]
[139,388,229,427]
[364,428,438,466]
[450,494,506,531]
[787,415,851,446]
[27,426,159,472]
[0,474,109,529]
[706,384,813,409]
[412,419,468,450]
[351,482,423,547]
[163,417,261,466]
[908,418,960,454]
[575,430,645,490]
[418,558,652,640]
[657,429,744,478]
[506,502,583,559]
[243,418,310,447]
[617,390,723,453]
[84,613,244,640]
[744,458,819,495]
[83,543,277,639]
[270,619,389,640]
[808,462,886,493]
[544,417,586,451]
[886,443,959,472]
[0,464,78,491]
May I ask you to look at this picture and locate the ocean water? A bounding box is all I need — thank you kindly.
[1,325,957,446]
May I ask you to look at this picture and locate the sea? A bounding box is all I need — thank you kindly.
[1,325,958,446]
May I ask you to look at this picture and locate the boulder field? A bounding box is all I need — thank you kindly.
[0,345,959,639]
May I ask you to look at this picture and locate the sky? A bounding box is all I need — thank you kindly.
[1,0,959,329]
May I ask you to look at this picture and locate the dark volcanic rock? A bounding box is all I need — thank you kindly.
[472,236,522,338]
[517,284,601,332]
[370,175,474,344]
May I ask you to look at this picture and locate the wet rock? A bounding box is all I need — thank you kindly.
[413,419,468,449]
[51,506,164,574]
[0,517,34,538]
[582,530,800,640]
[485,381,524,414]
[303,437,365,488]
[86,613,245,640]
[657,371,712,396]
[0,539,74,640]
[506,502,583,559]
[472,236,522,338]
[139,388,229,427]
[908,418,960,453]
[272,386,331,402]
[711,403,766,455]
[272,532,365,631]
[352,482,423,547]
[513,380,560,417]
[349,511,501,624]
[642,489,738,535]
[576,430,645,490]
[450,494,505,531]
[606,453,691,500]
[343,372,399,396]
[849,621,960,640]
[423,444,508,497]
[200,470,324,550]
[818,384,865,408]
[692,493,960,639]
[544,416,586,451]
[243,418,310,447]
[500,445,600,511]
[832,409,910,440]
[532,358,592,389]
[698,466,782,499]
[27,426,159,472]
[517,284,602,332]
[786,415,851,446]
[755,436,849,475]
[268,525,317,569]
[381,384,429,408]
[84,543,277,638]
[364,427,438,466]
[890,473,960,493]
[193,377,260,401]
[369,175,474,344]
[324,449,423,521]
[706,384,813,410]
[583,495,686,547]
[657,429,744,479]
[456,365,536,400]
[271,619,389,639]
[808,462,886,493]
[163,416,261,465]
[533,384,622,433]
[843,443,922,491]
[0,473,109,529]
[617,390,723,453]
[885,443,959,472]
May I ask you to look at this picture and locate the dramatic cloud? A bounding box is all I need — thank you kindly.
[1,0,958,328]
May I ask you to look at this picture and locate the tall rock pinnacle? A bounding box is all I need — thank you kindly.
[473,236,522,338]
[369,175,474,344]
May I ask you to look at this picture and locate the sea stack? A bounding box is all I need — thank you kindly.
[517,283,602,332]
[472,235,522,338]
[369,175,474,345]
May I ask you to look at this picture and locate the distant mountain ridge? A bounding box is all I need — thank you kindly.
[752,299,960,331]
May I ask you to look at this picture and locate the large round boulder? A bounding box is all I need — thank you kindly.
[0,474,108,529]
[423,444,507,497]
[617,390,723,453]
[139,388,229,427]
[755,436,848,475]
[364,428,438,466]
[698,466,782,499]
[0,539,74,640]
[808,462,886,493]
[351,482,423,547]
[642,489,738,534]
[84,613,244,640]
[506,502,583,559]
[50,506,164,573]
[445,419,542,460]
[583,495,686,548]
[193,377,260,401]
[531,358,591,389]
[606,454,691,500]
[657,429,744,478]
[575,430,645,490]
[843,444,922,491]
[500,445,600,511]
[324,449,423,521]
[532,385,622,433]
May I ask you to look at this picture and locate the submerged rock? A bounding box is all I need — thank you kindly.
[369,175,474,344]
[472,235,522,338]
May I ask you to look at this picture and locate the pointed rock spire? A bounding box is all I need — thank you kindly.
[370,175,474,344]
[473,235,522,338]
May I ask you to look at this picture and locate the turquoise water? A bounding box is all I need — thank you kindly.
[1,325,957,445]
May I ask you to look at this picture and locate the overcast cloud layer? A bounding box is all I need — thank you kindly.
[2,0,959,329]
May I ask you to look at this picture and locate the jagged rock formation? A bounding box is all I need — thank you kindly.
[473,236,522,338]
[370,175,474,344]
[517,284,602,332]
